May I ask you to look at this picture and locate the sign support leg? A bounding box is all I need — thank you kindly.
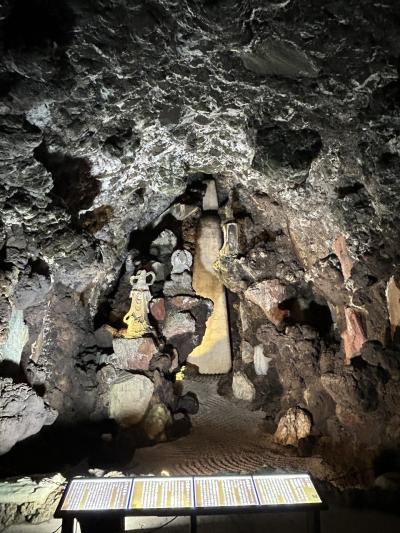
[190,514,197,533]
[61,517,74,533]
[311,510,321,533]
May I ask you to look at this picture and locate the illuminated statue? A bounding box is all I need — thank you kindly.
[122,269,156,338]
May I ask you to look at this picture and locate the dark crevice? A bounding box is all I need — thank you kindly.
[336,182,364,199]
[3,0,76,50]
[33,142,100,221]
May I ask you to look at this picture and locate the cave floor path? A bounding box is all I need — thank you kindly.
[131,375,334,479]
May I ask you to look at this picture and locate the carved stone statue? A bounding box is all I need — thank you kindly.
[220,222,239,257]
[122,269,156,338]
[164,249,194,296]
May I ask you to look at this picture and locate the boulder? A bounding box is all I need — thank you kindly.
[0,474,65,530]
[111,336,158,371]
[109,373,154,427]
[0,378,57,455]
[274,407,312,446]
[232,372,256,401]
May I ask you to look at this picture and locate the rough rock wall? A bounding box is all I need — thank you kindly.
[1,0,400,471]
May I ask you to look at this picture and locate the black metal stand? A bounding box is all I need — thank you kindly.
[61,517,74,533]
[308,510,321,533]
[190,514,197,533]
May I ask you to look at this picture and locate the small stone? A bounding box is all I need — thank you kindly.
[374,472,400,491]
[241,340,254,364]
[109,373,154,427]
[341,307,367,364]
[162,312,196,339]
[232,371,256,401]
[150,230,177,257]
[144,403,172,440]
[253,344,272,376]
[150,298,166,321]
[94,325,114,348]
[111,336,158,371]
[274,407,312,447]
[244,279,293,326]
[386,276,400,342]
[332,235,353,281]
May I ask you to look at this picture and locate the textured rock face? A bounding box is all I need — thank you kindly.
[0,0,400,474]
[0,378,57,455]
[0,473,65,530]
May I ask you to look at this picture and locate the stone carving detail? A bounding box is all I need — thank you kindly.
[122,269,155,338]
[220,222,239,257]
[164,249,194,296]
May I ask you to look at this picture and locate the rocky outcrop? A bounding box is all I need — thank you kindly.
[0,473,65,530]
[0,378,57,455]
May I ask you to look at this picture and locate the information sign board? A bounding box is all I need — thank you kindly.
[253,474,321,505]
[61,478,132,511]
[130,477,194,509]
[194,476,258,508]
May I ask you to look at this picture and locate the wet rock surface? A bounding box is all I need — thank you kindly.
[0,0,400,482]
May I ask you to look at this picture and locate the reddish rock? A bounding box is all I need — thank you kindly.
[111,336,158,371]
[332,235,353,281]
[150,298,166,321]
[341,307,367,364]
[244,279,292,326]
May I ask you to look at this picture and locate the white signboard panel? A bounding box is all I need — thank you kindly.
[130,477,194,509]
[253,474,321,505]
[61,478,132,511]
[194,476,258,508]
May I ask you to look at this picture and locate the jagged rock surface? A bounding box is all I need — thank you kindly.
[0,0,400,473]
[0,378,57,455]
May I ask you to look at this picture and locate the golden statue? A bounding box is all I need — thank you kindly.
[121,269,156,338]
